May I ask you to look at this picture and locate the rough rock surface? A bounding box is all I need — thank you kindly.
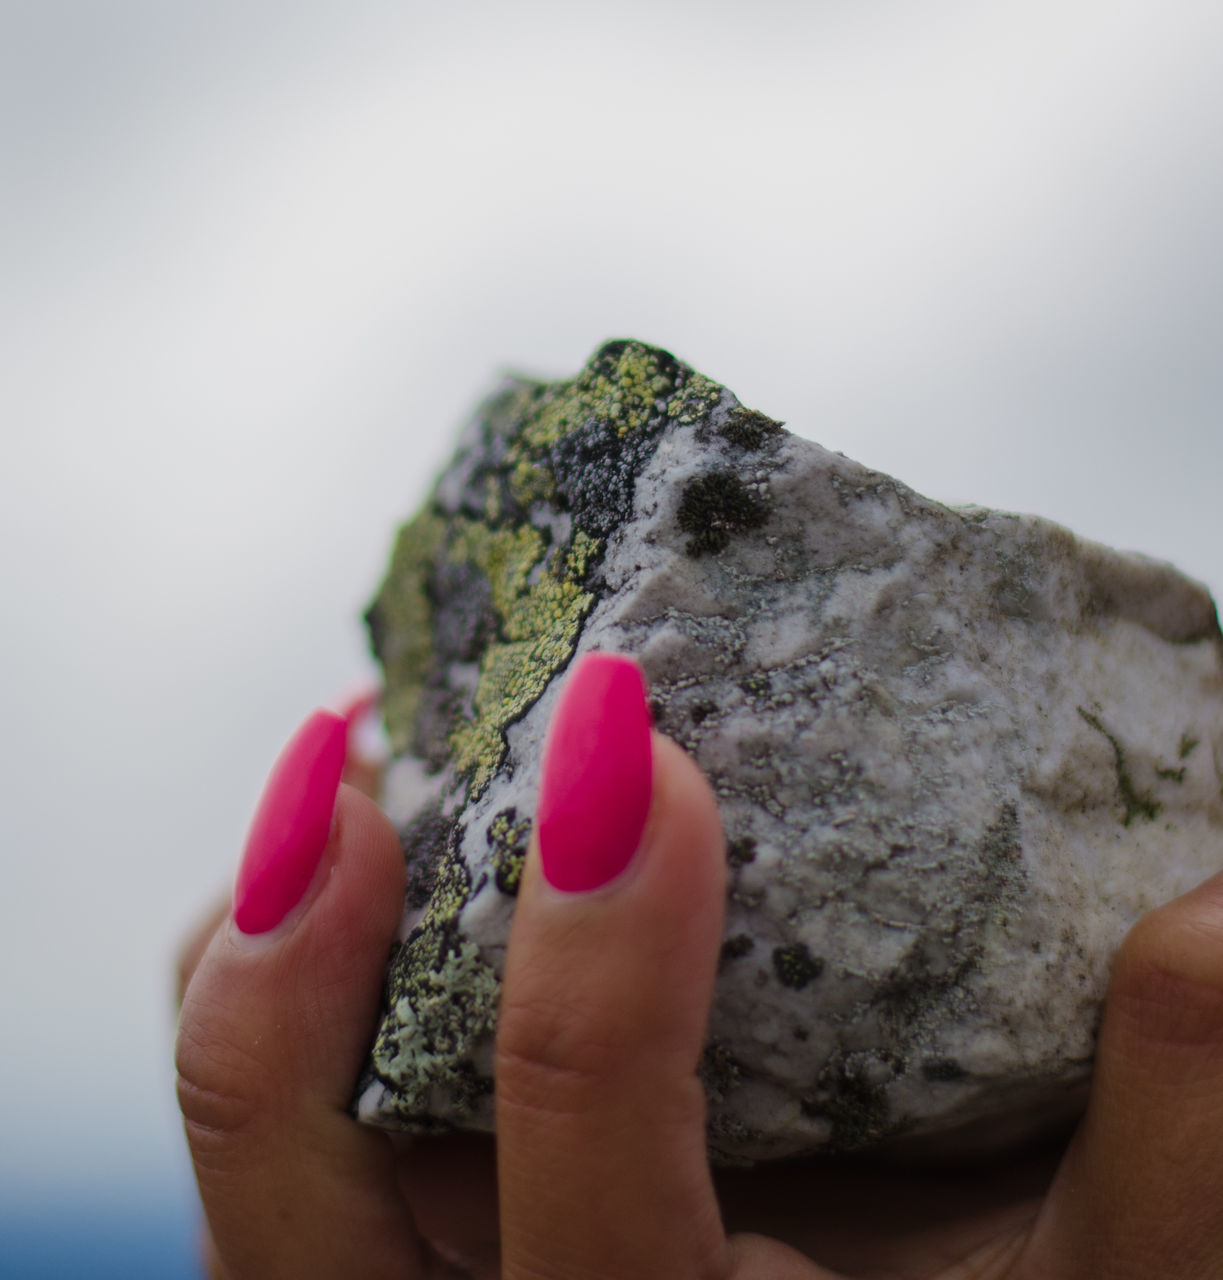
[354,340,1223,1163]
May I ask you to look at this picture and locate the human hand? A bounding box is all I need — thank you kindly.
[176,655,1223,1277]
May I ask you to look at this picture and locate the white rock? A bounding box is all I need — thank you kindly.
[354,341,1223,1161]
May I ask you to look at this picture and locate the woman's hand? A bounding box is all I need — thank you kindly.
[176,656,1223,1278]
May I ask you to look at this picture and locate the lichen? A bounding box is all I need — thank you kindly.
[487,806,531,896]
[366,508,445,755]
[772,943,825,990]
[801,1055,901,1152]
[369,827,501,1127]
[718,408,785,451]
[719,933,756,969]
[371,939,499,1126]
[1077,707,1163,826]
[677,470,769,555]
[448,527,600,797]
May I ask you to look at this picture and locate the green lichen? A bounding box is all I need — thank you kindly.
[370,831,501,1126]
[1180,734,1200,761]
[367,508,445,755]
[448,527,600,796]
[1077,707,1163,826]
[371,939,499,1126]
[368,341,728,800]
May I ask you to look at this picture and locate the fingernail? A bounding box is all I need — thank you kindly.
[233,710,348,934]
[537,652,653,893]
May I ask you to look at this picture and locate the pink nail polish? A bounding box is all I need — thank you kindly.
[537,652,653,893]
[233,710,348,934]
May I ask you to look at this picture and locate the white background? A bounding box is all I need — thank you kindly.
[2,0,1221,1225]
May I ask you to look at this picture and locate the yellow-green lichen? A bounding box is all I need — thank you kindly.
[371,939,499,1124]
[369,508,445,755]
[370,831,501,1126]
[448,527,601,796]
[521,343,680,449]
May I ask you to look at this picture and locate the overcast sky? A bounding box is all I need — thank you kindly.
[2,0,1221,1218]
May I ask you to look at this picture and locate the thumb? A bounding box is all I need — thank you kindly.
[175,710,426,1280]
[494,654,732,1280]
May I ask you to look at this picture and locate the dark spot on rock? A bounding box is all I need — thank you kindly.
[772,943,825,990]
[719,934,755,968]
[649,697,666,726]
[690,699,718,724]
[979,802,1026,913]
[1180,734,1200,761]
[800,1058,893,1151]
[793,1026,809,1042]
[677,470,769,555]
[921,1057,967,1082]
[699,1042,746,1103]
[718,408,785,451]
[430,556,498,664]
[727,836,757,868]
[400,803,453,909]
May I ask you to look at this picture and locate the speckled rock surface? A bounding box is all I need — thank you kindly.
[353,340,1223,1163]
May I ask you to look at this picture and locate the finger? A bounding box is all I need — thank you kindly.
[495,653,824,1279]
[1023,868,1223,1278]
[337,687,387,799]
[176,897,229,1006]
[176,710,428,1280]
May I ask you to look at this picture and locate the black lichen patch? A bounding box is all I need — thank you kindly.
[1180,734,1200,761]
[699,1042,746,1103]
[551,410,670,544]
[400,802,454,910]
[921,1057,967,1082]
[690,699,718,724]
[430,555,498,664]
[978,802,1026,915]
[1156,765,1188,784]
[1078,707,1162,826]
[772,943,825,990]
[486,806,531,896]
[718,408,785,451]
[876,948,976,1031]
[727,836,757,868]
[677,470,769,556]
[719,933,756,969]
[801,1058,895,1152]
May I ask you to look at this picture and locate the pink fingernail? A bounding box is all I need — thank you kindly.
[537,653,653,893]
[233,710,347,934]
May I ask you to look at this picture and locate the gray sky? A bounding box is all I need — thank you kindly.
[2,0,1222,1207]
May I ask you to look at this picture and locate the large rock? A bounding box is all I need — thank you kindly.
[353,340,1223,1162]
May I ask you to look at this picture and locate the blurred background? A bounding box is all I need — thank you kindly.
[3,0,1222,1273]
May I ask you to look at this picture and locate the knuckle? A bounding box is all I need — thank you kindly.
[1109,897,1223,1050]
[174,1011,268,1155]
[494,992,625,1117]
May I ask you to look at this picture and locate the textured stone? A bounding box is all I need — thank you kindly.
[354,340,1223,1162]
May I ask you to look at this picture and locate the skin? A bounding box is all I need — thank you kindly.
[176,732,1223,1279]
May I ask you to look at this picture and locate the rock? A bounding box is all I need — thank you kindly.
[353,339,1223,1163]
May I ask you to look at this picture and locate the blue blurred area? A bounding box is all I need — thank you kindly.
[0,1196,200,1279]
